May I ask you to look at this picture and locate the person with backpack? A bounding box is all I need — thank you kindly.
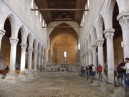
[98,64,102,80]
[116,58,126,84]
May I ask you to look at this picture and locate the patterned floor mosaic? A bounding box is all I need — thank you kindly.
[0,72,112,97]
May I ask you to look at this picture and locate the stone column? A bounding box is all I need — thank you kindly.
[28,47,33,72]
[117,13,129,58]
[9,38,19,72]
[20,44,27,73]
[86,52,89,65]
[83,55,85,66]
[34,50,38,71]
[0,29,5,51]
[104,29,115,84]
[85,53,87,66]
[96,38,104,68]
[92,44,97,67]
[41,54,43,72]
[88,49,92,65]
[38,52,41,72]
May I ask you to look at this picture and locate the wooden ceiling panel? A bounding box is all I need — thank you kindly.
[34,0,87,24]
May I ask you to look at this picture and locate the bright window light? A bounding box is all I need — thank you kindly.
[64,51,67,58]
[121,41,123,47]
[31,0,34,8]
[78,43,80,50]
[36,7,38,16]
[40,14,42,22]
[88,0,90,8]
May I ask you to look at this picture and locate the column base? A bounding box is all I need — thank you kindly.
[18,72,28,82]
[108,70,114,84]
[4,72,18,84]
[27,72,35,81]
[100,82,116,93]
[33,71,40,78]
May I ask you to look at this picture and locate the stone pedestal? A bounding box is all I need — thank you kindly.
[18,73,27,82]
[4,72,18,84]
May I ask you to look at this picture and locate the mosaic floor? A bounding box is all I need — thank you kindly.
[0,72,112,97]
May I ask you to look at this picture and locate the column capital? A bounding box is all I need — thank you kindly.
[0,29,5,38]
[96,38,104,46]
[33,50,38,54]
[38,51,41,54]
[10,38,19,45]
[117,12,129,30]
[28,47,33,52]
[91,44,97,50]
[104,29,115,40]
[88,49,92,55]
[20,43,27,50]
[85,51,88,56]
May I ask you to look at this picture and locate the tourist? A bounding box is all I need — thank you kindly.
[85,66,89,76]
[97,64,102,80]
[116,58,126,85]
[89,64,93,77]
[122,58,129,87]
[92,64,96,78]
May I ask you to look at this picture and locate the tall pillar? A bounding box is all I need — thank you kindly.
[86,52,89,65]
[85,53,87,66]
[0,29,5,51]
[20,44,27,73]
[104,29,115,84]
[9,38,19,72]
[92,44,97,67]
[96,38,104,68]
[41,54,44,72]
[34,50,38,71]
[28,47,33,72]
[117,13,129,58]
[88,49,92,65]
[38,52,41,71]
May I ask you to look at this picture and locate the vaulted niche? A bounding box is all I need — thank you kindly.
[49,23,78,65]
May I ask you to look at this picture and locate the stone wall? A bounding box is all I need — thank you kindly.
[0,0,47,46]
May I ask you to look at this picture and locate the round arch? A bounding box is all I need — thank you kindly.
[87,34,92,49]
[98,15,105,38]
[48,21,80,36]
[3,14,16,38]
[105,0,120,29]
[91,26,97,44]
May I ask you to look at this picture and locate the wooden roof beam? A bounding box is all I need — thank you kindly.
[31,8,89,11]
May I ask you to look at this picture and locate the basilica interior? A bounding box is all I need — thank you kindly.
[0,0,129,97]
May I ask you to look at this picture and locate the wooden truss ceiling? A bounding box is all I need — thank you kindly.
[34,0,87,24]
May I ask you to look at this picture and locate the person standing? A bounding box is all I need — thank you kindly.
[92,64,96,78]
[98,64,102,80]
[116,58,126,85]
[122,58,129,87]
